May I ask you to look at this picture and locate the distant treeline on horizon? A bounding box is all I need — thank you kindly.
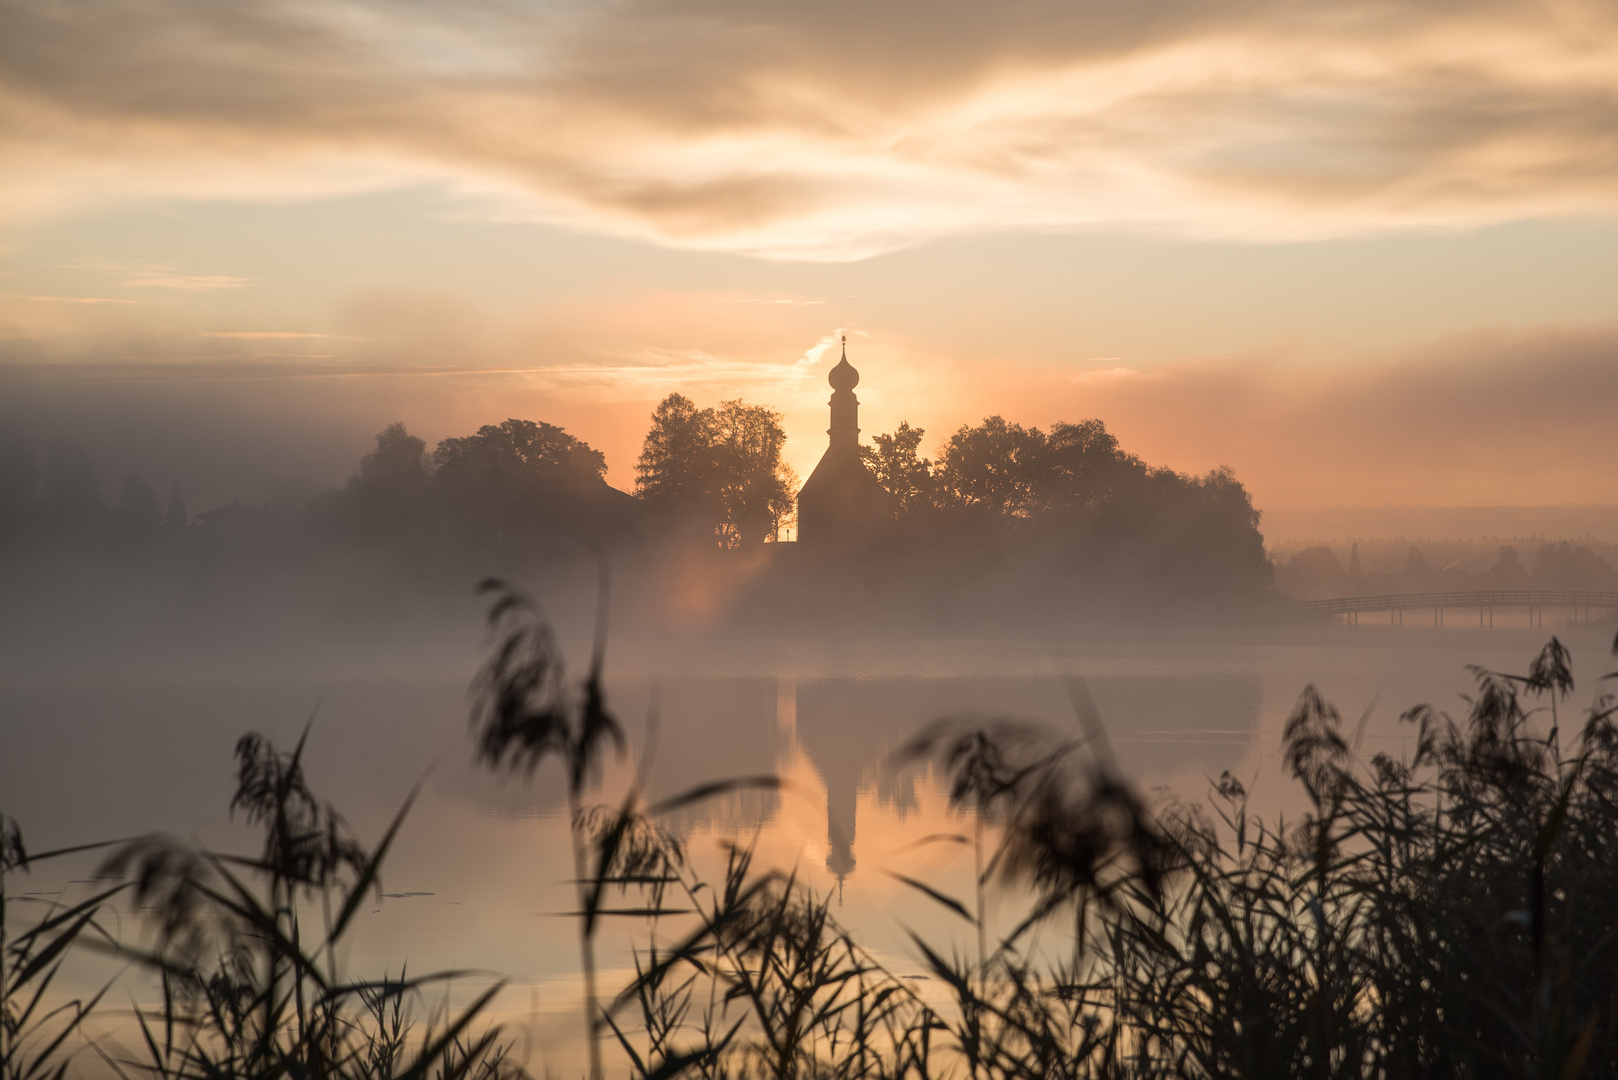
[1277,537,1618,600]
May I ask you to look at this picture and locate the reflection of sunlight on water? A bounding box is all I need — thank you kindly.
[673,675,996,955]
[15,628,1618,1076]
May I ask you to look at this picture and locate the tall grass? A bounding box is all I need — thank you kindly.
[8,578,1618,1078]
[2,814,125,1080]
[548,624,1618,1078]
[3,727,516,1080]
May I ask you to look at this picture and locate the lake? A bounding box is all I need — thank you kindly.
[4,615,1614,1074]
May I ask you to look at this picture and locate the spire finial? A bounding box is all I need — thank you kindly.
[841,334,846,359]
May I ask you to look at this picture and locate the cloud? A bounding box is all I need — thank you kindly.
[1068,366,1168,388]
[2,294,141,305]
[2,0,1616,256]
[1029,325,1618,507]
[6,265,1617,509]
[200,331,349,339]
[123,275,251,291]
[62,258,253,290]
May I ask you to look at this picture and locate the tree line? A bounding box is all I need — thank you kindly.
[0,430,187,552]
[1279,538,1618,600]
[0,395,1274,608]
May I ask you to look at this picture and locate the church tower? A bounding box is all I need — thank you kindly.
[795,338,891,545]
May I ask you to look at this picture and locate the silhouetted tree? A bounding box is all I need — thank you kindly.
[1278,545,1346,599]
[860,421,934,517]
[1348,541,1362,577]
[434,418,606,492]
[935,416,1046,519]
[112,472,162,544]
[866,413,1272,603]
[1097,464,1270,598]
[1533,541,1614,590]
[0,430,36,542]
[635,394,718,507]
[712,399,796,546]
[1405,545,1428,576]
[164,483,188,528]
[40,439,101,533]
[357,422,428,496]
[1041,418,1133,516]
[431,419,608,541]
[335,422,429,539]
[1485,544,1530,588]
[261,475,319,517]
[634,394,795,546]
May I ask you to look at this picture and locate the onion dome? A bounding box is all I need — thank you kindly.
[828,336,859,391]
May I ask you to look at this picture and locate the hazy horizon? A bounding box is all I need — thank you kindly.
[4,1,1618,516]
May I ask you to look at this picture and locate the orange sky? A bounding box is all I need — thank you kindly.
[3,0,1617,516]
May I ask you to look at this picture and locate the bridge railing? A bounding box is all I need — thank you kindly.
[1305,590,1618,615]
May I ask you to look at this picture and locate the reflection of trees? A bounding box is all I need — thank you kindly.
[643,678,781,835]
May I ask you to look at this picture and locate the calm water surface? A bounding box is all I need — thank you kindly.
[5,620,1613,1072]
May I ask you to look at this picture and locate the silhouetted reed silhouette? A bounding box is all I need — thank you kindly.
[469,574,623,1080]
[2,812,122,1080]
[467,574,780,1080]
[15,727,513,1080]
[567,627,1618,1078]
[13,584,1618,1078]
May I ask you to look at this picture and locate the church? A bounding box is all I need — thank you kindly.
[795,338,893,546]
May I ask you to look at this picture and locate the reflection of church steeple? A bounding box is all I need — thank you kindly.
[775,674,857,885]
[824,767,857,890]
[790,679,892,901]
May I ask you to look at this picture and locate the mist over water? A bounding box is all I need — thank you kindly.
[10,606,1615,1021]
[5,397,1618,1078]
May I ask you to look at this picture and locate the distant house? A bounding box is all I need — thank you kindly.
[193,500,264,529]
[795,339,891,546]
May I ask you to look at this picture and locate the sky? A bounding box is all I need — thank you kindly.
[3,0,1618,518]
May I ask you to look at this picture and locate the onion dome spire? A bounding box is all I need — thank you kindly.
[829,335,859,391]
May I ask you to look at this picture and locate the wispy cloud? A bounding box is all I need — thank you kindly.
[3,1,1616,256]
[125,275,251,291]
[1068,366,1168,388]
[63,258,252,290]
[1023,326,1618,506]
[200,331,348,339]
[3,294,141,304]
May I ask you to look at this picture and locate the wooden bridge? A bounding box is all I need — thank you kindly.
[1306,590,1618,626]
